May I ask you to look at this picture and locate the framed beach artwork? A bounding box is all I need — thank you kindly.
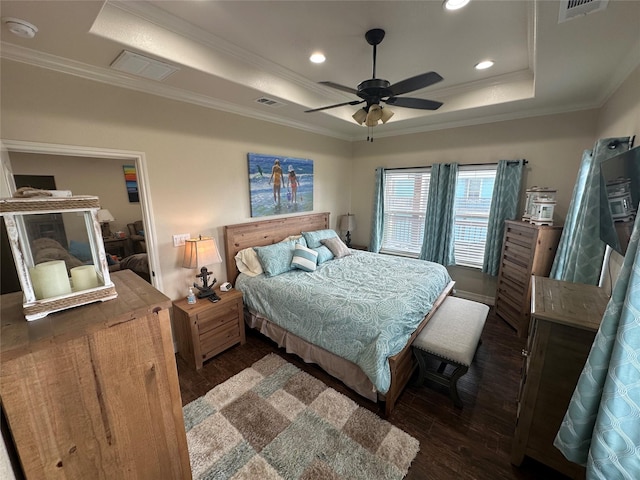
[247,153,314,217]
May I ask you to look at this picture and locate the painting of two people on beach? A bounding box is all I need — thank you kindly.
[247,153,314,218]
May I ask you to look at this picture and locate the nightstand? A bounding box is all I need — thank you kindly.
[172,288,245,370]
[350,244,368,251]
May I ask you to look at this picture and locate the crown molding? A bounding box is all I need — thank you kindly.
[1,42,353,142]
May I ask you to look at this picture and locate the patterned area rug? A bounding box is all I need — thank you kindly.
[183,354,420,480]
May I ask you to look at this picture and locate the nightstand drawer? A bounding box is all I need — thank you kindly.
[197,303,240,334]
[200,322,240,360]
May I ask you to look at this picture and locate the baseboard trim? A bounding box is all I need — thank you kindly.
[453,290,495,306]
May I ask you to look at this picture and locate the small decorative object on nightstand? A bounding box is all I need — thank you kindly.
[172,288,245,370]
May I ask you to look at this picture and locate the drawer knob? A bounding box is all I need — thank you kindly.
[521,349,529,357]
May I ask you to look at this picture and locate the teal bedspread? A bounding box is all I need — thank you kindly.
[236,250,452,393]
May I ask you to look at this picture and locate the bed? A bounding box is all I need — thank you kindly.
[224,212,455,416]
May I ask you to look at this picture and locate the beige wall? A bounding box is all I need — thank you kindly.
[10,153,144,236]
[2,60,639,301]
[1,60,352,299]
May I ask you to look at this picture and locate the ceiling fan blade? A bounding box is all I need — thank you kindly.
[319,81,358,95]
[388,72,443,97]
[304,100,364,113]
[385,97,443,110]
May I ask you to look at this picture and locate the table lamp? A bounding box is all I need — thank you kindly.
[96,208,115,238]
[182,235,222,301]
[340,213,356,248]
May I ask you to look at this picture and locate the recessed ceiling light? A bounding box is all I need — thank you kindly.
[2,17,38,39]
[475,60,494,70]
[310,52,326,64]
[443,0,471,11]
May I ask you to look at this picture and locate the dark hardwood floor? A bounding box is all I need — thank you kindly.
[176,307,573,480]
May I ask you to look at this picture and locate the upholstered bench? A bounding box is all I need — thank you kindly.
[412,296,489,407]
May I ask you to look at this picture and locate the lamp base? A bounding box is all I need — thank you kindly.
[345,230,352,248]
[193,266,219,301]
[101,222,111,238]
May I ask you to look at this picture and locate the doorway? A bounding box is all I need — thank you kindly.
[0,140,163,292]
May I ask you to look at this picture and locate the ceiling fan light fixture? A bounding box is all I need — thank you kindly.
[365,104,383,127]
[352,108,367,125]
[380,107,394,124]
[443,0,471,11]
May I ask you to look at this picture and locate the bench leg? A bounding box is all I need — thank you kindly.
[449,365,469,408]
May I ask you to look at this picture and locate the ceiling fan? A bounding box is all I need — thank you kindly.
[305,28,444,131]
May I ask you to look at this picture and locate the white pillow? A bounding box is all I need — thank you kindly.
[234,247,264,277]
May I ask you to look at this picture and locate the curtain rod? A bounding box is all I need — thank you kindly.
[386,159,528,171]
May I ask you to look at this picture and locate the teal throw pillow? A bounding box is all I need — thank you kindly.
[302,229,338,249]
[313,245,334,264]
[254,238,305,277]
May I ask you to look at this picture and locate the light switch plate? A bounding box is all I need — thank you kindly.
[173,233,190,247]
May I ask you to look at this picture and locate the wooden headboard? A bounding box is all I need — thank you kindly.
[223,212,330,284]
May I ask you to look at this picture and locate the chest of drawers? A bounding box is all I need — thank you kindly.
[495,220,562,337]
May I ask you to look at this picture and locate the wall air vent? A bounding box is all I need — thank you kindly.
[110,50,180,81]
[558,0,609,23]
[255,97,286,108]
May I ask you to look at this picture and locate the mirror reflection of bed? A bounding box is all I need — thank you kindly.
[224,212,455,416]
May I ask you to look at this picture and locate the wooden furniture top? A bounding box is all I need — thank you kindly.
[531,276,609,332]
[223,212,330,284]
[1,270,171,362]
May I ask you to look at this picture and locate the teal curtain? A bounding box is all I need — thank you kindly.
[420,163,458,264]
[482,159,525,275]
[551,137,631,284]
[554,215,640,478]
[369,167,385,253]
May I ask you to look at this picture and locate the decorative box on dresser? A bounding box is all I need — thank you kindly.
[173,288,245,370]
[495,220,562,337]
[511,276,609,479]
[0,270,192,479]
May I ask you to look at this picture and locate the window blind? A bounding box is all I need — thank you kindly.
[453,166,497,268]
[381,169,431,256]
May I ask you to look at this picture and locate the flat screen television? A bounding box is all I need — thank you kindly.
[600,145,639,255]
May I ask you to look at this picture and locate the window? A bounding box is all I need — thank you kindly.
[380,165,497,267]
[452,166,497,268]
[380,169,430,256]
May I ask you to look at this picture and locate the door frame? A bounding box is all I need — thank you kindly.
[0,139,163,291]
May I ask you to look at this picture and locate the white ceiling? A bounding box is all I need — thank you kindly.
[1,0,639,141]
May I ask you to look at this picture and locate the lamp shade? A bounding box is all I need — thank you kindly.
[182,236,222,269]
[340,214,356,232]
[380,107,394,123]
[96,208,115,223]
[352,107,367,125]
[365,104,383,127]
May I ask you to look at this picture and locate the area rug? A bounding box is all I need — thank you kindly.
[183,353,420,480]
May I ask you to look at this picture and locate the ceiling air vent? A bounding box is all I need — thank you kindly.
[110,50,180,81]
[558,0,609,23]
[255,97,286,108]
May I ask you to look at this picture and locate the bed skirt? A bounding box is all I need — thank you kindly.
[244,309,379,402]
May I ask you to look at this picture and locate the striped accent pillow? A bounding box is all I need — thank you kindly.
[291,244,318,272]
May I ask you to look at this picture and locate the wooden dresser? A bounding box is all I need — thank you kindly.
[511,276,609,478]
[495,220,562,337]
[0,270,192,479]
